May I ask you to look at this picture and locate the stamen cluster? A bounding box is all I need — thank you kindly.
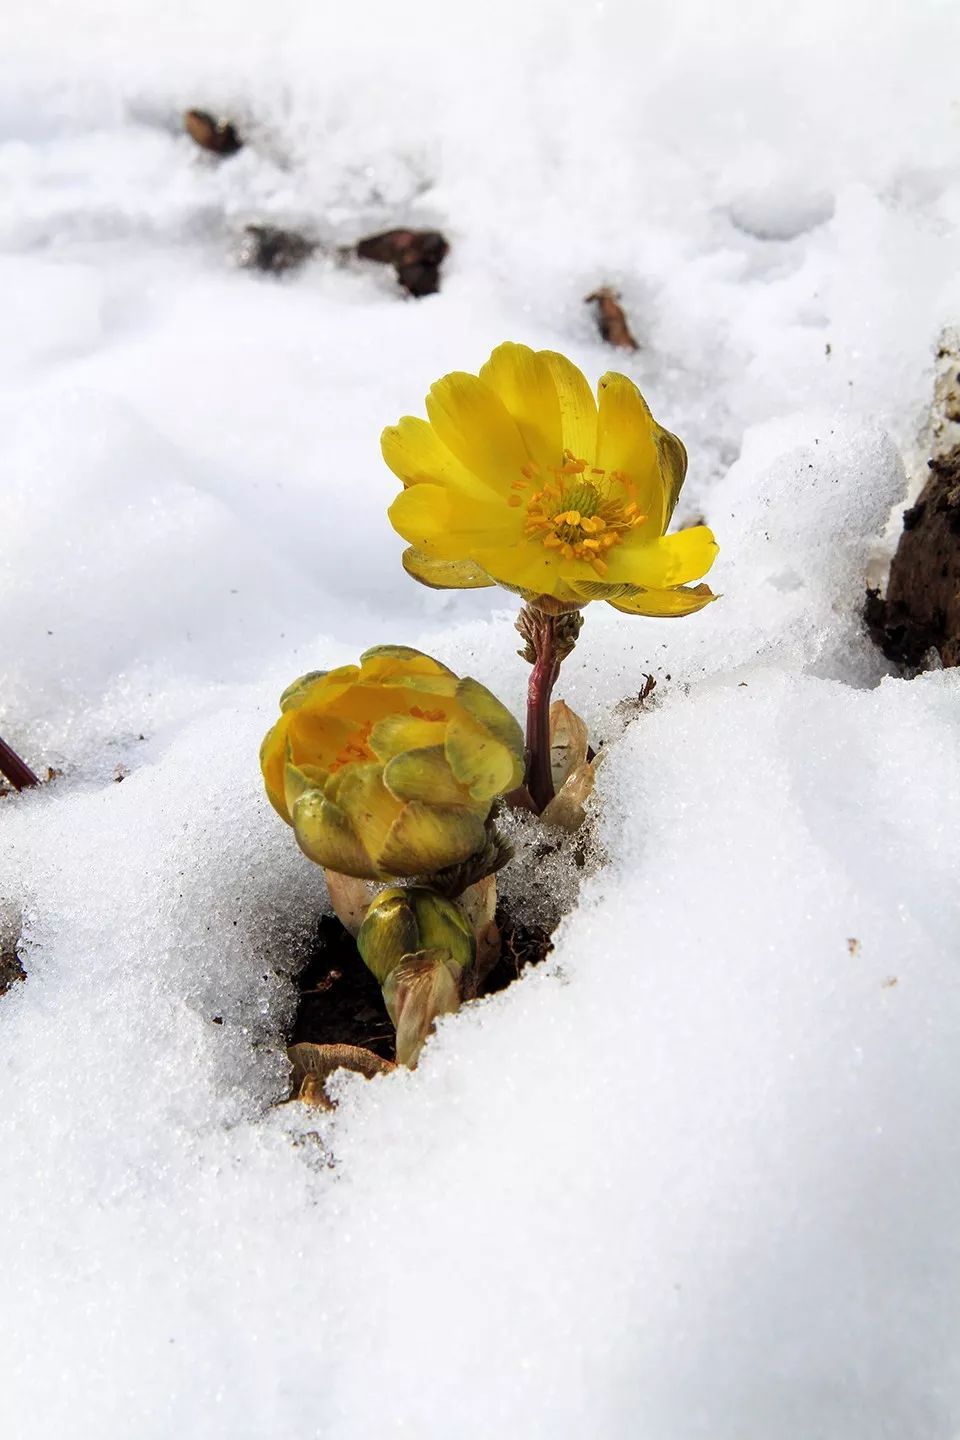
[508,450,645,576]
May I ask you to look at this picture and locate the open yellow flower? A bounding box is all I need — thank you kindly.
[260,646,524,881]
[383,342,718,616]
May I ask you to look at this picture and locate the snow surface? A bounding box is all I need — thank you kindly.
[3,2,960,1435]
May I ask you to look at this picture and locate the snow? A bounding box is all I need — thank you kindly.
[2,1,960,1435]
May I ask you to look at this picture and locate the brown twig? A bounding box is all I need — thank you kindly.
[0,736,40,791]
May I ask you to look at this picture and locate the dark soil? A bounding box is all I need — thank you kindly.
[289,914,396,1061]
[287,906,554,1064]
[867,443,960,668]
[0,947,25,999]
[239,225,317,275]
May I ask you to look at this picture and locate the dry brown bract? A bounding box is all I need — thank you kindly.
[288,1041,396,1110]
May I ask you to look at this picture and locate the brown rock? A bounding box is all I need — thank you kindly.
[0,947,25,999]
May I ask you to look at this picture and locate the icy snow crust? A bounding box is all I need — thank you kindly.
[3,2,960,1435]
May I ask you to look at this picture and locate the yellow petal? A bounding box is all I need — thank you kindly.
[425,372,528,492]
[401,547,496,591]
[388,483,519,559]
[327,763,404,871]
[454,676,525,775]
[260,716,293,820]
[283,759,329,816]
[278,670,330,712]
[655,427,688,529]
[377,801,486,877]
[595,372,664,532]
[382,745,476,808]
[470,542,584,605]
[359,645,456,682]
[356,648,460,702]
[607,582,718,617]
[290,789,378,878]
[595,525,719,589]
[445,711,521,803]
[381,415,491,500]
[540,351,597,461]
[288,709,359,769]
[369,715,450,762]
[478,343,562,471]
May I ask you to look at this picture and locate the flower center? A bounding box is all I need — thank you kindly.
[509,451,645,576]
[328,705,447,774]
[408,705,446,723]
[329,722,374,773]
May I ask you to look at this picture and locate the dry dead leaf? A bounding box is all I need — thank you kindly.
[355,228,449,297]
[288,1041,395,1109]
[585,287,639,350]
[184,109,243,156]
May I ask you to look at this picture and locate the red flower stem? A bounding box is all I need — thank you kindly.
[0,735,40,790]
[525,615,562,813]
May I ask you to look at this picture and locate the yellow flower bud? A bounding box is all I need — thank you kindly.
[260,646,524,881]
[356,886,475,985]
[357,887,476,1067]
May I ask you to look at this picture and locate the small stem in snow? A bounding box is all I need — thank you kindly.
[515,605,583,813]
[0,735,40,791]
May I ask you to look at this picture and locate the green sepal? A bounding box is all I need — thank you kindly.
[455,677,525,770]
[444,713,520,804]
[279,667,356,712]
[283,758,329,816]
[356,888,422,983]
[383,745,479,809]
[291,789,378,879]
[378,799,486,877]
[401,547,496,591]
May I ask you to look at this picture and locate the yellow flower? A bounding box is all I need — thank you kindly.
[260,645,524,881]
[383,342,718,616]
